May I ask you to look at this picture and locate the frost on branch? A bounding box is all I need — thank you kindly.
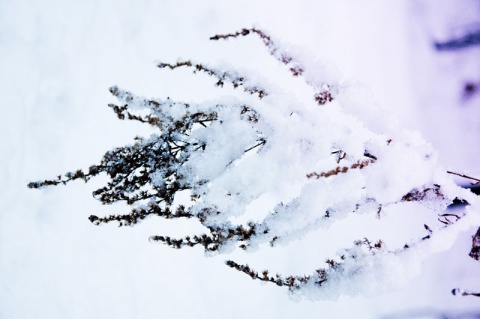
[29,27,480,299]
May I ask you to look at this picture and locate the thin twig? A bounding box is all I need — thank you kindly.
[452,288,480,297]
[447,171,480,184]
[244,139,266,153]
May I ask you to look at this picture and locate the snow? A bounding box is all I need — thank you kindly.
[2,0,480,318]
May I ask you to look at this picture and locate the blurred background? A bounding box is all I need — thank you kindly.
[1,0,479,318]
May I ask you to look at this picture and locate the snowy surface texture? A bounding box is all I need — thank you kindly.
[2,0,480,318]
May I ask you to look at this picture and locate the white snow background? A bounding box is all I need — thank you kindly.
[1,0,480,318]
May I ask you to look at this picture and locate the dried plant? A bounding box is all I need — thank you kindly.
[29,28,479,298]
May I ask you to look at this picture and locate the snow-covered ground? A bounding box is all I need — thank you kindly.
[1,0,479,318]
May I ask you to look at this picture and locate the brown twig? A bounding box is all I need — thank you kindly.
[210,27,335,105]
[157,60,268,98]
[306,159,374,179]
[447,171,480,184]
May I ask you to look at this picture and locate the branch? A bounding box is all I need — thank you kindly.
[306,159,375,179]
[89,204,193,227]
[210,28,301,74]
[157,60,268,98]
[225,260,314,290]
[210,27,336,105]
[447,171,480,185]
[149,222,264,252]
[452,288,480,297]
[28,166,101,189]
[435,31,480,51]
